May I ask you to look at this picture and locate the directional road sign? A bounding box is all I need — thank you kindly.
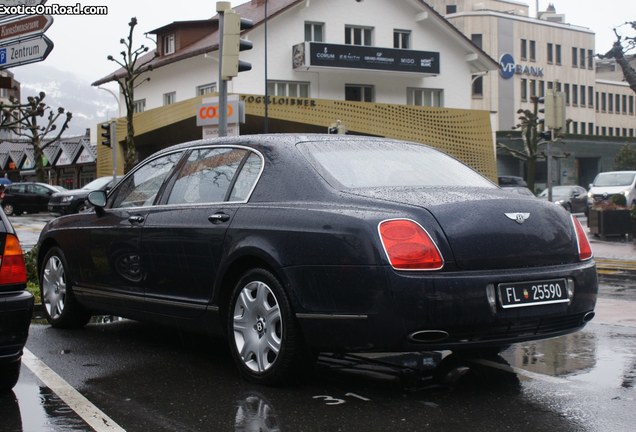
[0,34,53,69]
[0,15,53,42]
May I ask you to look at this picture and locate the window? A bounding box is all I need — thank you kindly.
[197,83,217,96]
[407,87,443,107]
[163,33,175,55]
[267,80,309,97]
[616,94,621,113]
[588,49,594,69]
[305,22,324,42]
[572,84,578,106]
[520,79,528,101]
[580,48,586,68]
[520,39,527,60]
[564,83,570,105]
[589,123,594,135]
[601,93,606,112]
[163,91,176,106]
[580,85,586,106]
[471,34,482,48]
[630,95,634,115]
[622,95,628,114]
[112,152,184,208]
[608,93,614,113]
[547,81,553,91]
[547,43,553,63]
[346,84,374,102]
[472,76,483,97]
[572,47,578,67]
[539,80,545,97]
[596,92,599,112]
[572,122,578,134]
[529,40,536,61]
[446,5,457,14]
[556,44,562,65]
[167,148,260,205]
[133,99,145,113]
[394,29,411,49]
[345,25,373,46]
[589,87,594,108]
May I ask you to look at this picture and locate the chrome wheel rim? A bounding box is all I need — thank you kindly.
[232,281,282,373]
[42,255,66,320]
[3,204,13,215]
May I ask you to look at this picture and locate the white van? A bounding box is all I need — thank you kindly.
[587,171,636,207]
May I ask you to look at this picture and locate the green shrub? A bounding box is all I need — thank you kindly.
[24,246,40,303]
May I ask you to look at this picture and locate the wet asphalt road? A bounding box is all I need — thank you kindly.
[3,214,636,431]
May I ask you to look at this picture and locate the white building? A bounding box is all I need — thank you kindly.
[93,0,501,178]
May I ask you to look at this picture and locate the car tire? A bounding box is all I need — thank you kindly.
[40,247,91,328]
[0,359,21,393]
[227,268,304,385]
[2,203,14,216]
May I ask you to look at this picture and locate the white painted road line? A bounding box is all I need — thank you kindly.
[22,348,126,432]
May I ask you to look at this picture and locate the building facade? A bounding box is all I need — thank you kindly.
[427,0,636,189]
[93,0,500,179]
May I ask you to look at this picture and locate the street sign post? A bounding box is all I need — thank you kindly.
[0,34,53,69]
[0,15,53,43]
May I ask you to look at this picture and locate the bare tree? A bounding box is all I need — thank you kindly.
[599,21,636,94]
[0,92,72,182]
[497,96,548,193]
[105,17,158,173]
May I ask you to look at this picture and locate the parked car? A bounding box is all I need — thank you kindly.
[1,182,66,216]
[498,175,527,188]
[36,135,598,385]
[48,176,122,216]
[0,208,32,393]
[539,185,588,213]
[587,170,636,208]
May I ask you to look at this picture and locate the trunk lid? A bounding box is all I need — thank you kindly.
[350,187,579,270]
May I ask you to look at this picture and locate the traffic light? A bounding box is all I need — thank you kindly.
[221,11,253,80]
[100,122,111,147]
[540,90,566,130]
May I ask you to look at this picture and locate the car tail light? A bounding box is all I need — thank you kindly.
[0,233,27,285]
[378,219,444,270]
[571,215,593,261]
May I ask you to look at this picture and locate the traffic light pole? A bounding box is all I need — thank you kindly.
[110,121,117,183]
[217,2,231,137]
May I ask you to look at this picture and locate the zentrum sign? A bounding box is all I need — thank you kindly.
[499,53,544,79]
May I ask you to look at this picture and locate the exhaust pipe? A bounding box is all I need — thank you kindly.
[582,311,595,323]
[409,330,449,343]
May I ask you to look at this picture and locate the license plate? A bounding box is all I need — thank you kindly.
[498,278,569,309]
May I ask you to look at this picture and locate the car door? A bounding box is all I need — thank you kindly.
[73,151,185,315]
[141,146,263,319]
[31,184,55,212]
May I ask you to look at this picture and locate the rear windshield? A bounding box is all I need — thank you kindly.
[298,140,494,189]
[594,172,636,187]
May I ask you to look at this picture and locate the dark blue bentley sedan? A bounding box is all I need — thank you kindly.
[36,135,597,385]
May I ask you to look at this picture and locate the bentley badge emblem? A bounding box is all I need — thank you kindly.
[505,212,530,224]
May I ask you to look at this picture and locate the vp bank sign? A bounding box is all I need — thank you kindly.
[499,53,544,79]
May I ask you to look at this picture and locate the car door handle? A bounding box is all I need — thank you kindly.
[128,215,145,224]
[208,213,230,224]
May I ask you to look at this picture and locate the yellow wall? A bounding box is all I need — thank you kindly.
[97,94,496,180]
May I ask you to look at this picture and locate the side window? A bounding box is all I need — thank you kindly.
[167,148,247,205]
[111,152,183,208]
[229,152,262,201]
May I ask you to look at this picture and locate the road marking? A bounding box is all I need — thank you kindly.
[22,348,126,432]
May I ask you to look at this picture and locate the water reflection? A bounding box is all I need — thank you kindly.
[0,391,22,431]
[508,331,598,377]
[235,393,281,432]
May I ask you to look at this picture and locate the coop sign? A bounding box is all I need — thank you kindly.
[499,53,544,79]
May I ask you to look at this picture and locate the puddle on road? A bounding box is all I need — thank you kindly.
[5,368,93,432]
